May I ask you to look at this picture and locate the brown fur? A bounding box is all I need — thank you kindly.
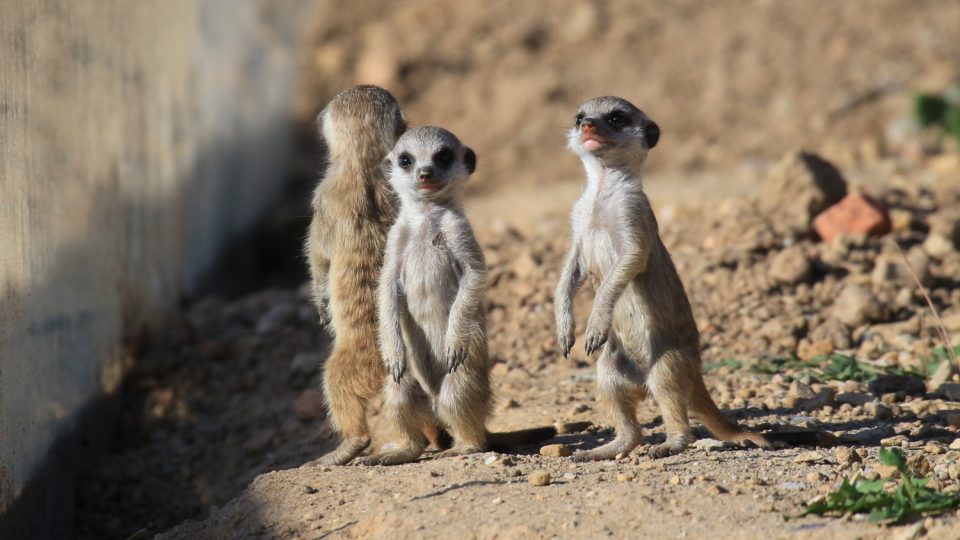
[305,85,424,465]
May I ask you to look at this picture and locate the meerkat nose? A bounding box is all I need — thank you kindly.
[417,167,435,181]
[581,120,597,134]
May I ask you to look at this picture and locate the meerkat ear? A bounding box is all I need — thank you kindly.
[463,147,477,175]
[381,157,393,178]
[643,120,660,149]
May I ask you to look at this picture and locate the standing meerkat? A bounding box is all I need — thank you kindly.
[554,96,769,460]
[307,86,448,465]
[362,127,495,465]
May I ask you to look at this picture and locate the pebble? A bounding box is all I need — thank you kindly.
[769,245,811,285]
[831,284,882,327]
[924,442,945,455]
[555,421,593,434]
[864,402,892,419]
[835,446,862,466]
[705,485,728,495]
[794,451,823,464]
[880,435,908,447]
[540,444,572,457]
[528,470,551,486]
[616,473,635,483]
[949,439,960,451]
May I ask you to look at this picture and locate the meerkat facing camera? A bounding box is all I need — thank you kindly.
[554,96,770,460]
[306,86,448,465]
[363,126,491,465]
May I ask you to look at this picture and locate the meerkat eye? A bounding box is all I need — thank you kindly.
[606,110,630,128]
[398,153,413,169]
[434,147,454,168]
[574,113,585,127]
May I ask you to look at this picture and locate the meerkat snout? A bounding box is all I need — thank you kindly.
[567,96,660,162]
[385,126,477,200]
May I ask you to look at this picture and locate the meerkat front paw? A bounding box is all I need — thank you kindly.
[385,351,406,383]
[583,315,611,355]
[556,314,576,358]
[444,336,468,373]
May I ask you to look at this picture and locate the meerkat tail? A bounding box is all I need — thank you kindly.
[688,378,770,448]
[486,426,558,451]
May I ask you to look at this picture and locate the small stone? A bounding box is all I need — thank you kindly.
[301,484,318,494]
[880,435,908,447]
[950,439,960,451]
[616,473,635,483]
[769,246,811,285]
[840,425,894,444]
[832,285,882,327]
[292,388,326,421]
[562,472,577,481]
[876,464,900,479]
[865,402,893,420]
[491,497,504,505]
[705,485,728,495]
[569,403,591,414]
[794,451,823,464]
[669,475,682,485]
[924,442,945,455]
[813,192,891,242]
[805,471,825,483]
[539,444,572,457]
[907,454,932,477]
[835,447,862,466]
[528,470,551,486]
[924,233,955,258]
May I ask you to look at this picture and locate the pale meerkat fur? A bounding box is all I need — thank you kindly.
[362,126,492,466]
[555,96,770,460]
[306,86,448,466]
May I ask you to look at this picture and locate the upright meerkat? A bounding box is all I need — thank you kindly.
[307,86,446,465]
[555,96,769,460]
[363,126,492,465]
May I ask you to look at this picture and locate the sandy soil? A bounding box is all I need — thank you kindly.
[74,1,960,538]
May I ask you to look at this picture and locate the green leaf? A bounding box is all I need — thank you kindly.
[914,93,950,127]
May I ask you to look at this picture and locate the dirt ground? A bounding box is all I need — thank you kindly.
[74,1,960,539]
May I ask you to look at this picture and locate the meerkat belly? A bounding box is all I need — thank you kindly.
[579,227,617,277]
[401,243,460,354]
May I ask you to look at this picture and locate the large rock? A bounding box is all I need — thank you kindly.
[758,151,848,235]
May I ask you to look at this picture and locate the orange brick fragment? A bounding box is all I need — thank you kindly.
[813,192,891,242]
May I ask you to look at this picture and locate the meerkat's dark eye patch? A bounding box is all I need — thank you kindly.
[398,153,413,169]
[433,147,455,168]
[606,110,630,128]
[574,113,585,127]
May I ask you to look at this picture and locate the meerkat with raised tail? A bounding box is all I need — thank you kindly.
[554,96,770,460]
[307,86,450,465]
[362,126,492,465]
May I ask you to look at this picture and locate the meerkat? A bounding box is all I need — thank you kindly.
[307,88,553,465]
[306,85,448,465]
[554,96,770,460]
[361,126,493,466]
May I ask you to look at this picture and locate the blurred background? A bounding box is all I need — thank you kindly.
[2,1,960,539]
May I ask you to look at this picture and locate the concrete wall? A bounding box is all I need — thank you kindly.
[0,1,317,537]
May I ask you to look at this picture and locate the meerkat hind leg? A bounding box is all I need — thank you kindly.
[318,362,373,465]
[434,367,489,459]
[574,344,644,462]
[646,354,696,458]
[362,379,431,466]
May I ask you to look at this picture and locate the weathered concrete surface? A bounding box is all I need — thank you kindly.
[0,1,318,537]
